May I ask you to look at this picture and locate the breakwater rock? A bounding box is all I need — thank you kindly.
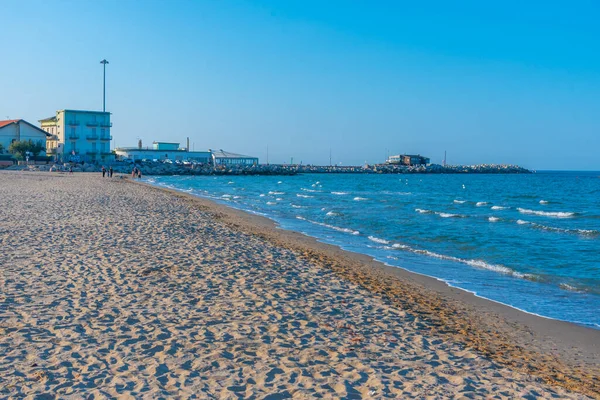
[7,162,530,175]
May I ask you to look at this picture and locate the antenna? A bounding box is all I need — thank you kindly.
[443,150,447,166]
[329,148,332,166]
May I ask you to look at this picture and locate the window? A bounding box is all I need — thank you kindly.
[92,142,97,151]
[91,128,96,135]
[71,141,76,152]
[71,127,76,136]
[101,128,105,138]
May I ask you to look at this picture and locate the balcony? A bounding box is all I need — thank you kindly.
[86,122,99,127]
[67,121,80,126]
[100,122,112,128]
[100,152,114,156]
[86,151,98,155]
[99,135,113,141]
[67,134,80,140]
[86,135,99,140]
[47,148,57,155]
[47,135,59,141]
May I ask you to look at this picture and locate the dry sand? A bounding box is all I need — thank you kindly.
[0,171,598,399]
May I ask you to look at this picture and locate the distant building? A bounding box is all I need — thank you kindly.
[0,119,51,154]
[114,142,211,163]
[386,154,430,166]
[211,149,259,166]
[39,109,112,163]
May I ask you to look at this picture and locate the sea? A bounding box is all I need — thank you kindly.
[144,171,600,329]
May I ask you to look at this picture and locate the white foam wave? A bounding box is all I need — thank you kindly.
[390,243,524,278]
[221,194,231,198]
[353,197,368,201]
[301,188,317,192]
[516,219,529,225]
[368,236,389,245]
[276,198,283,201]
[227,181,234,184]
[518,220,599,237]
[517,208,575,218]
[297,194,313,198]
[326,211,341,217]
[539,200,549,205]
[491,206,508,210]
[488,217,500,222]
[296,216,359,235]
[266,201,276,205]
[268,191,285,195]
[331,191,349,195]
[476,202,488,207]
[439,213,459,218]
[259,194,266,197]
[453,200,466,204]
[291,204,303,208]
[415,208,432,214]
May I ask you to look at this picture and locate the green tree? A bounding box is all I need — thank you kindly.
[8,139,45,159]
[0,142,4,153]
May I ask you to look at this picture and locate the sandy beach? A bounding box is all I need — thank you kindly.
[0,171,598,399]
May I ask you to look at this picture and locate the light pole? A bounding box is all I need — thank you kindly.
[100,59,109,112]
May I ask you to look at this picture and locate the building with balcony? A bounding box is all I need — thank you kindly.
[0,119,51,155]
[39,109,113,163]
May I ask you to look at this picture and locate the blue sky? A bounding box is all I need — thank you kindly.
[2,0,599,169]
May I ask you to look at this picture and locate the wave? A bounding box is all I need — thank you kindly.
[389,243,526,278]
[331,191,349,195]
[301,188,318,192]
[476,202,488,207]
[297,194,314,198]
[296,216,360,235]
[266,201,277,205]
[539,200,549,205]
[353,197,368,201]
[268,191,285,195]
[488,217,500,222]
[368,236,390,245]
[416,209,465,218]
[516,219,599,237]
[291,204,303,208]
[259,194,266,197]
[453,200,466,204]
[326,211,342,217]
[491,206,508,210]
[221,194,231,198]
[517,208,576,218]
[227,181,234,184]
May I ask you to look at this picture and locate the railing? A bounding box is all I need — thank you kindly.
[68,121,80,126]
[86,122,99,127]
[99,135,113,141]
[100,122,112,128]
[86,135,99,140]
[100,152,114,156]
[47,135,59,141]
[67,134,80,140]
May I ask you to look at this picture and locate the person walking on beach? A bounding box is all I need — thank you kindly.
[132,166,138,178]
[101,166,106,178]
[109,166,113,177]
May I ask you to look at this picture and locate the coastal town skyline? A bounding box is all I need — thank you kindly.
[2,1,600,170]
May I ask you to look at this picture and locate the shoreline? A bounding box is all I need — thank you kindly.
[132,178,600,395]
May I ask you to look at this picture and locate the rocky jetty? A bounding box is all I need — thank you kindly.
[5,162,531,175]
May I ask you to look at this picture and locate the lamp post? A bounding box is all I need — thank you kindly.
[100,59,109,112]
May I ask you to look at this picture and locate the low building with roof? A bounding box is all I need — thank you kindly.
[210,149,259,166]
[114,141,211,163]
[39,109,113,164]
[386,154,430,166]
[0,119,51,155]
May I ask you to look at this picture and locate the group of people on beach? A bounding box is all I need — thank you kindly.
[101,166,114,178]
[131,166,142,179]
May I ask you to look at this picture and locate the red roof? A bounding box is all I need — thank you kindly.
[0,119,20,129]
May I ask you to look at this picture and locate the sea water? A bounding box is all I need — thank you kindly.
[145,171,600,329]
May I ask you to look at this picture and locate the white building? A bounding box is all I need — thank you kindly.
[0,119,50,155]
[115,141,211,163]
[211,149,258,166]
[40,109,112,163]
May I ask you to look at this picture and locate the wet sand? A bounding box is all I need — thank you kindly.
[0,171,598,398]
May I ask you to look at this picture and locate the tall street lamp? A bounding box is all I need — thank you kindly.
[100,59,109,112]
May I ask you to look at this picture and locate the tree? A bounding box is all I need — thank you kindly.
[0,143,4,154]
[8,139,45,159]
